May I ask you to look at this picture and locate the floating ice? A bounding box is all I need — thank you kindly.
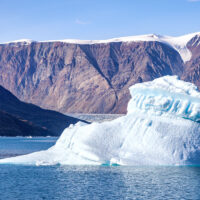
[1,76,200,166]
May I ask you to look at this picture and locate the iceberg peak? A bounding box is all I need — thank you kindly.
[128,76,200,123]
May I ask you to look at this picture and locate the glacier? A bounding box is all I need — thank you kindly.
[0,76,200,166]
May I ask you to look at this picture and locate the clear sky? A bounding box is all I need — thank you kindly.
[0,0,200,42]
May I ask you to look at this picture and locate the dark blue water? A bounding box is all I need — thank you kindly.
[0,137,200,200]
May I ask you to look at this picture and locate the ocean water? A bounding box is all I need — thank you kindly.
[0,137,57,159]
[0,137,200,200]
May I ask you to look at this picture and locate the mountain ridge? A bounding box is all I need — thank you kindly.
[2,32,200,44]
[2,32,200,63]
[0,32,199,114]
[0,85,85,136]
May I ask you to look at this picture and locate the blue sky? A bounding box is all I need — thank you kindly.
[0,0,200,42]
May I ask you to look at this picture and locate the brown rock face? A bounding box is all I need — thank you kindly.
[182,35,200,88]
[0,85,84,136]
[0,40,186,114]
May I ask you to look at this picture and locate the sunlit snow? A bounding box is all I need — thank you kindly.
[2,32,200,63]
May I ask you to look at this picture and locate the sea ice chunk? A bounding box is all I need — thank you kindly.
[1,76,200,166]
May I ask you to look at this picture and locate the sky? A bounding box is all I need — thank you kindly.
[0,0,200,42]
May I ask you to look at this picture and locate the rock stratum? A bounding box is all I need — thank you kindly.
[0,85,84,136]
[0,33,199,113]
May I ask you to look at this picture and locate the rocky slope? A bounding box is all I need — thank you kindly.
[0,85,84,136]
[182,34,200,88]
[0,111,52,136]
[0,33,199,114]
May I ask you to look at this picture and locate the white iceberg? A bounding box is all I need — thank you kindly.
[1,76,200,166]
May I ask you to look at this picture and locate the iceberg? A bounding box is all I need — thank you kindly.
[1,76,200,166]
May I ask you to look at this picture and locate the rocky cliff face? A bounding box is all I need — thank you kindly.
[182,35,200,88]
[0,85,84,136]
[0,33,199,114]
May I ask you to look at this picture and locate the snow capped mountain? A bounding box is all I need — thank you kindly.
[0,32,199,114]
[1,76,200,166]
[3,39,35,45]
[2,32,200,62]
[56,32,200,62]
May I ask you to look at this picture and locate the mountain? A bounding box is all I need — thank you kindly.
[182,34,200,88]
[0,85,84,136]
[0,110,52,136]
[1,76,200,166]
[0,32,199,114]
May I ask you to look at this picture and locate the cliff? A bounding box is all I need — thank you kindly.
[0,33,199,114]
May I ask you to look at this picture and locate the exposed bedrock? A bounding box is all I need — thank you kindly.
[0,34,199,113]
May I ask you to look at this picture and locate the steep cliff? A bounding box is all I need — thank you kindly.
[182,35,200,88]
[0,33,199,114]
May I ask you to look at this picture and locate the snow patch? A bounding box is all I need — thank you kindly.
[2,39,35,45]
